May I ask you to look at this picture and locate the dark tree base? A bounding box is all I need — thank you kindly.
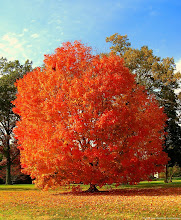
[86,184,99,193]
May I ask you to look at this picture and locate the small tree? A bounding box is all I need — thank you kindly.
[0,58,32,184]
[0,143,31,184]
[13,41,168,191]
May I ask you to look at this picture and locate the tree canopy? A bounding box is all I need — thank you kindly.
[13,41,168,190]
[106,34,181,180]
[106,33,181,91]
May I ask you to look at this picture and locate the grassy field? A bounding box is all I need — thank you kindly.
[0,179,180,219]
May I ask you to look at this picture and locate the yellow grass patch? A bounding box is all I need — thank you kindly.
[0,187,180,219]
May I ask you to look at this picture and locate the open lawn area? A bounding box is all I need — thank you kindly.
[0,179,180,219]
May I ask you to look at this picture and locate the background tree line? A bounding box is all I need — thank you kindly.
[0,34,181,184]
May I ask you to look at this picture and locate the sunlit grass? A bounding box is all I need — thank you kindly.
[0,184,35,191]
[0,179,180,219]
[0,178,180,191]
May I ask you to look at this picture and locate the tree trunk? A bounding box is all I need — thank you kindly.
[6,156,12,185]
[86,184,99,193]
[164,164,168,183]
[169,167,176,183]
[5,134,12,185]
[169,175,173,183]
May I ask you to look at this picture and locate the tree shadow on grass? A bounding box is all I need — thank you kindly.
[55,187,181,197]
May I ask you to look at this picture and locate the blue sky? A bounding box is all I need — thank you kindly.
[0,0,181,70]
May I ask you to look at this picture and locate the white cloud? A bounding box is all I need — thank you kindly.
[31,33,39,39]
[56,26,63,30]
[175,58,181,94]
[115,2,125,9]
[2,34,18,45]
[48,17,62,25]
[0,30,46,67]
[0,32,30,63]
[176,59,181,72]
[0,43,5,48]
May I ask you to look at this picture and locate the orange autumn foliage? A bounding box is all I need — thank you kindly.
[13,41,168,189]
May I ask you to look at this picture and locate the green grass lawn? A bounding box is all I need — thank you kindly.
[1,178,180,191]
[0,178,180,219]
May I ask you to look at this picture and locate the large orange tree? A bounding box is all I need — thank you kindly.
[13,41,168,191]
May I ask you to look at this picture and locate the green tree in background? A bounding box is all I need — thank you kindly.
[0,58,33,184]
[106,33,181,182]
